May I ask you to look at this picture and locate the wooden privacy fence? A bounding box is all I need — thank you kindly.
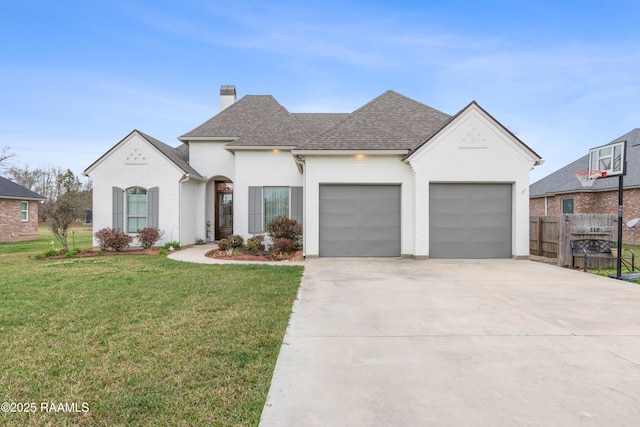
[530,216,560,259]
[530,214,617,267]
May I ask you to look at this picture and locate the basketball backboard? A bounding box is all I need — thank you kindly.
[588,140,627,177]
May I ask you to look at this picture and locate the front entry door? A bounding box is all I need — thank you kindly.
[215,182,233,240]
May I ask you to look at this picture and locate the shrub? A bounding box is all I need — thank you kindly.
[94,227,133,251]
[136,227,162,249]
[244,236,265,255]
[267,216,302,242]
[65,248,82,258]
[217,239,230,251]
[228,235,244,249]
[271,237,292,255]
[36,249,64,259]
[163,241,181,250]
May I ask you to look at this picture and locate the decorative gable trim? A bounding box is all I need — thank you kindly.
[405,101,542,164]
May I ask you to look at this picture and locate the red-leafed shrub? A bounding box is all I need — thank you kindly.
[94,228,133,251]
[137,227,162,249]
[271,237,292,255]
[267,216,302,241]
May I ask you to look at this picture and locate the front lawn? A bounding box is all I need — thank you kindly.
[0,227,303,426]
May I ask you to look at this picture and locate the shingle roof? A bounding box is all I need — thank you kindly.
[226,106,313,147]
[136,131,203,178]
[291,113,350,137]
[0,176,46,200]
[297,90,451,150]
[179,95,283,139]
[530,128,640,197]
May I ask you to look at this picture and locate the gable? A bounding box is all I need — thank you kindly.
[407,102,542,167]
[85,130,203,179]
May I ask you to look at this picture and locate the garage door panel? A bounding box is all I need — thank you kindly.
[319,185,401,257]
[430,183,512,259]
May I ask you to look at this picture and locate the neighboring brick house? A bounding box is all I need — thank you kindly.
[530,128,640,241]
[0,176,46,242]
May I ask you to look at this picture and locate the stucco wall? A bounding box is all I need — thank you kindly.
[232,149,303,238]
[409,107,537,258]
[302,154,415,257]
[87,133,185,247]
[187,141,235,181]
[0,198,40,242]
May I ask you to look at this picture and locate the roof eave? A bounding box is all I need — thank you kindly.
[292,149,409,156]
[178,136,238,143]
[0,195,47,201]
[226,145,297,151]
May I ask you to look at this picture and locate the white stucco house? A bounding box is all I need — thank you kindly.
[85,85,542,258]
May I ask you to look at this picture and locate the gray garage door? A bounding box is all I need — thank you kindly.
[319,185,401,257]
[429,183,512,259]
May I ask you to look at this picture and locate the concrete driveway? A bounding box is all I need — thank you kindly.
[259,258,640,426]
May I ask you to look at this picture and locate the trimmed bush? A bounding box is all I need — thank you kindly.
[217,239,230,251]
[244,236,265,255]
[228,235,244,249]
[267,216,302,243]
[137,227,162,249]
[94,228,133,251]
[271,237,292,255]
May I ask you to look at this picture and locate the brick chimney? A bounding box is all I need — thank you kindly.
[220,85,236,111]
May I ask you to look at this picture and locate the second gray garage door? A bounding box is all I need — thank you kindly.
[319,185,401,257]
[429,183,512,259]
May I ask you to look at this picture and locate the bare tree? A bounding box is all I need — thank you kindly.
[49,169,82,252]
[7,165,92,227]
[0,146,16,173]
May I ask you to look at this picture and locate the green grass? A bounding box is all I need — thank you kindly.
[586,243,640,284]
[0,227,303,426]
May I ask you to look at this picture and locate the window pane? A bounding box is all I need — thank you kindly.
[127,188,147,232]
[264,187,289,228]
[562,199,574,214]
[128,217,147,233]
[21,201,28,221]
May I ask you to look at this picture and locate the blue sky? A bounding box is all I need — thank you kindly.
[2,0,640,182]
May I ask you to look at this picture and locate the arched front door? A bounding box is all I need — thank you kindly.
[215,181,233,240]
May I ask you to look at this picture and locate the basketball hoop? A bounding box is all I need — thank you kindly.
[575,170,606,187]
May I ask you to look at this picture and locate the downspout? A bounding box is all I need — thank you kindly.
[293,155,306,257]
[178,174,190,245]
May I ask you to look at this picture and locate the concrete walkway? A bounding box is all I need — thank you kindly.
[259,258,640,426]
[166,243,304,266]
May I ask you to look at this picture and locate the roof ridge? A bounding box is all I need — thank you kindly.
[297,90,451,151]
[179,95,280,139]
[294,111,353,148]
[229,105,318,147]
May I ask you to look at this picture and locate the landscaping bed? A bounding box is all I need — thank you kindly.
[41,247,162,259]
[206,248,303,262]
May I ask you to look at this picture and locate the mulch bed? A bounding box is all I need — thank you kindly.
[44,248,161,259]
[206,249,303,262]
